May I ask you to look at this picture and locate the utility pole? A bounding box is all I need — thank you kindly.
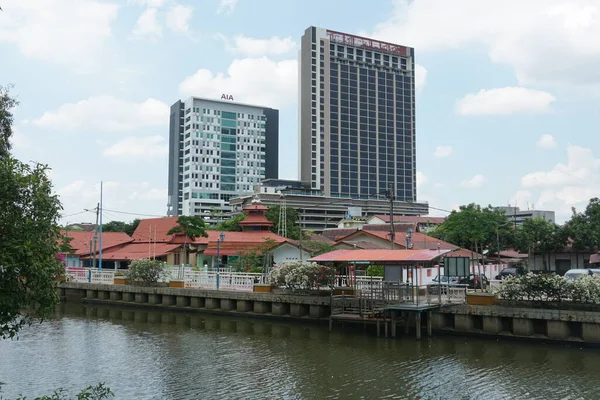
[92,203,99,269]
[99,181,103,272]
[388,183,395,250]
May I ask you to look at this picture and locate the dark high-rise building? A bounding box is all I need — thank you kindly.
[298,27,416,201]
[168,96,278,217]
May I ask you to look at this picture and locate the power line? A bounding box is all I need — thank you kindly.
[61,210,89,218]
[103,208,166,218]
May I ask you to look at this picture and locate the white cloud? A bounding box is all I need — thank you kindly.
[0,0,118,73]
[33,96,169,132]
[129,184,167,201]
[536,134,557,149]
[132,7,162,39]
[179,57,297,108]
[217,0,237,15]
[460,174,487,189]
[415,64,427,91]
[129,0,166,7]
[434,145,453,158]
[370,0,600,87]
[166,4,193,34]
[518,145,600,222]
[225,35,296,57]
[103,136,168,157]
[416,171,428,189]
[456,87,555,116]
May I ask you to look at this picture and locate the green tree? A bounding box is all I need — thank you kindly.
[0,84,18,159]
[264,205,301,240]
[514,217,567,271]
[299,240,333,257]
[101,219,140,236]
[233,238,277,272]
[214,213,244,232]
[564,198,600,251]
[167,216,209,265]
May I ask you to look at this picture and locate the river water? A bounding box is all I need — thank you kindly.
[1,303,600,400]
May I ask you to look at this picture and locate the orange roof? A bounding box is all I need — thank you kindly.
[61,230,133,256]
[238,212,274,228]
[81,242,181,261]
[131,217,179,243]
[243,201,269,212]
[309,249,451,263]
[203,231,286,256]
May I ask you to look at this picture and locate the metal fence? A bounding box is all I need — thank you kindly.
[425,284,469,304]
[66,268,115,284]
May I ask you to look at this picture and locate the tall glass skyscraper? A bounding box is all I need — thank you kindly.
[298,26,416,202]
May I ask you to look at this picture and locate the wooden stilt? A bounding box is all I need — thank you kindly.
[416,312,422,340]
[377,320,381,337]
[391,311,397,337]
[427,311,432,337]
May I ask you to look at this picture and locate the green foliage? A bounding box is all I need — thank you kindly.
[0,383,114,400]
[127,258,167,285]
[167,216,208,240]
[233,238,277,272]
[564,198,600,251]
[300,240,333,257]
[58,233,75,254]
[432,203,514,253]
[513,217,567,270]
[0,84,18,158]
[0,158,63,339]
[214,213,244,232]
[101,219,140,236]
[264,205,301,240]
[366,265,384,277]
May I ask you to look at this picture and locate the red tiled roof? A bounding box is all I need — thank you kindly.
[372,215,446,224]
[202,231,286,255]
[243,202,269,212]
[132,217,179,243]
[81,242,181,261]
[336,240,387,250]
[497,249,528,259]
[322,228,361,241]
[61,230,133,256]
[363,223,418,233]
[309,249,451,263]
[304,233,336,245]
[238,213,274,228]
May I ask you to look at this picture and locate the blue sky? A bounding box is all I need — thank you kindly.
[2,0,600,225]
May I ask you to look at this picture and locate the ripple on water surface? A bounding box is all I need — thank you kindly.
[1,304,600,400]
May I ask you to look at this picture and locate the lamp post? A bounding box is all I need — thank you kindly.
[216,232,225,290]
[406,228,413,249]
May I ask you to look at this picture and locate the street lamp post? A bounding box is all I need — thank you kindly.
[406,228,413,249]
[216,232,225,290]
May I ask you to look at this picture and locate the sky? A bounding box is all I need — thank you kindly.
[2,0,600,225]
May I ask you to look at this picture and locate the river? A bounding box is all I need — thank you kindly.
[1,303,599,400]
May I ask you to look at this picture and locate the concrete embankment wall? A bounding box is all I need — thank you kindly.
[60,283,330,320]
[433,304,600,344]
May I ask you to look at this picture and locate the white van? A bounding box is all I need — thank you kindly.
[564,269,600,280]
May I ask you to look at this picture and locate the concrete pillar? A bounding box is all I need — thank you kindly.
[86,290,98,299]
[190,297,205,308]
[454,314,472,331]
[430,313,448,329]
[272,302,290,316]
[290,304,308,318]
[59,288,66,297]
[220,299,235,311]
[309,304,327,319]
[148,294,161,305]
[162,295,175,306]
[237,300,253,312]
[547,320,569,340]
[254,301,271,314]
[109,291,122,302]
[483,316,503,334]
[122,292,135,302]
[513,318,534,336]
[205,298,219,310]
[176,296,190,307]
[427,311,432,337]
[97,291,109,301]
[416,312,422,340]
[135,293,148,304]
[582,323,600,343]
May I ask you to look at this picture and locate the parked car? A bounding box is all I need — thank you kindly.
[564,269,600,280]
[428,275,460,294]
[495,266,526,280]
[458,274,489,289]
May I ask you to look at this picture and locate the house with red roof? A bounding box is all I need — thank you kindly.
[97,199,292,269]
[60,230,133,268]
[366,215,446,233]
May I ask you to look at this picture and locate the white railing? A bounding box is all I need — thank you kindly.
[426,284,469,304]
[183,272,264,291]
[65,268,115,284]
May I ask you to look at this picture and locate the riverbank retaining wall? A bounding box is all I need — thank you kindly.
[60,282,331,320]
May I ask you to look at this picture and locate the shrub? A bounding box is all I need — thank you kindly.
[127,259,167,286]
[366,265,384,277]
[270,261,335,290]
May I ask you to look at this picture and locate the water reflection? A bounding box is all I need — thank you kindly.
[0,303,599,399]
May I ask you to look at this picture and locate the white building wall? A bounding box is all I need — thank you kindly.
[272,244,311,265]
